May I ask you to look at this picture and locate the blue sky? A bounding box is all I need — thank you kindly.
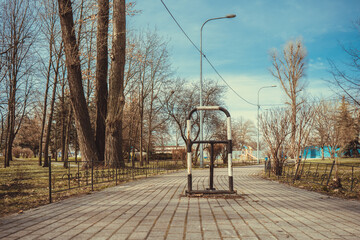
[129,0,360,123]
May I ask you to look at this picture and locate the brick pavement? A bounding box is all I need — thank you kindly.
[1,165,360,239]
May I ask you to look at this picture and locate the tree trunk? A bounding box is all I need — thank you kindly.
[291,100,296,159]
[139,106,144,166]
[39,41,52,166]
[60,78,66,162]
[95,0,109,163]
[43,66,60,167]
[0,116,4,160]
[75,131,78,163]
[5,70,17,167]
[57,0,99,165]
[105,0,126,167]
[54,116,58,162]
[63,104,72,168]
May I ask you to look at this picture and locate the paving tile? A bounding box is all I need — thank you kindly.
[0,166,360,240]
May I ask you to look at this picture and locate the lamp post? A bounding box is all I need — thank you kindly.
[257,85,276,164]
[199,14,236,168]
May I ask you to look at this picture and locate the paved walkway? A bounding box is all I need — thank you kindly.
[1,165,360,240]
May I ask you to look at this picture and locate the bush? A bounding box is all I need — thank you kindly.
[22,148,34,158]
[12,146,34,158]
[12,146,22,158]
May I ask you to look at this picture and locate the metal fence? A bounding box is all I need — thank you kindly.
[48,157,264,203]
[265,160,360,192]
[49,158,183,203]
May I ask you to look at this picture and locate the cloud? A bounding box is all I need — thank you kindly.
[309,58,326,70]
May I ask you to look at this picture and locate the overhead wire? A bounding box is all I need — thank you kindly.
[160,0,257,106]
[160,0,345,109]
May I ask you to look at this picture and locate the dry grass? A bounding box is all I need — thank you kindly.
[0,158,182,217]
[263,158,360,201]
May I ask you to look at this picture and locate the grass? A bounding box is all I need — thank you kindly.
[0,157,259,217]
[0,158,112,217]
[304,157,360,165]
[263,158,360,200]
[0,158,183,217]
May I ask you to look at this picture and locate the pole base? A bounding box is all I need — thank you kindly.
[229,176,233,192]
[187,174,192,192]
[185,190,236,195]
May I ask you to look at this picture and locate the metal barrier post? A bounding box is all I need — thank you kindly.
[186,106,234,195]
[208,143,215,190]
[227,114,233,192]
[187,119,192,192]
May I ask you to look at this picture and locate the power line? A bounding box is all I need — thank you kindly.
[160,0,200,53]
[160,0,257,106]
[202,55,257,106]
[159,0,345,109]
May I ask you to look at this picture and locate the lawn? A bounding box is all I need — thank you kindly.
[264,157,360,200]
[0,158,183,217]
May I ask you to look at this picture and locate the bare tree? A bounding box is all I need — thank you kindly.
[260,108,292,175]
[213,117,255,163]
[57,0,99,164]
[293,103,315,175]
[232,117,256,151]
[1,0,38,167]
[328,20,360,106]
[163,79,225,164]
[312,100,329,160]
[337,96,359,156]
[38,0,61,166]
[43,43,63,167]
[270,39,307,159]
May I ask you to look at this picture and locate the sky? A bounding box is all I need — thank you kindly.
[128,0,360,124]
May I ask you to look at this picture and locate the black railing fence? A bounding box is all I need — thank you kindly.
[48,157,264,202]
[265,160,360,192]
[49,158,183,203]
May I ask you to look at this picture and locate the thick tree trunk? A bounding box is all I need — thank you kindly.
[57,0,99,165]
[95,0,109,163]
[4,113,15,167]
[5,74,16,167]
[105,0,126,167]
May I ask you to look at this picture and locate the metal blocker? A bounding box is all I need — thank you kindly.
[186,106,235,195]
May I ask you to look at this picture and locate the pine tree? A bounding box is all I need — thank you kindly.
[337,96,359,157]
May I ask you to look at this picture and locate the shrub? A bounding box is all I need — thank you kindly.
[12,146,34,158]
[12,146,22,158]
[22,148,34,158]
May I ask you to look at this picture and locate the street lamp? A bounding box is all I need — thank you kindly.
[199,14,236,168]
[257,85,276,164]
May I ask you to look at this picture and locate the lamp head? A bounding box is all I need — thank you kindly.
[226,14,236,18]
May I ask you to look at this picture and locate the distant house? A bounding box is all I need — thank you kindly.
[153,145,185,154]
[302,146,339,159]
